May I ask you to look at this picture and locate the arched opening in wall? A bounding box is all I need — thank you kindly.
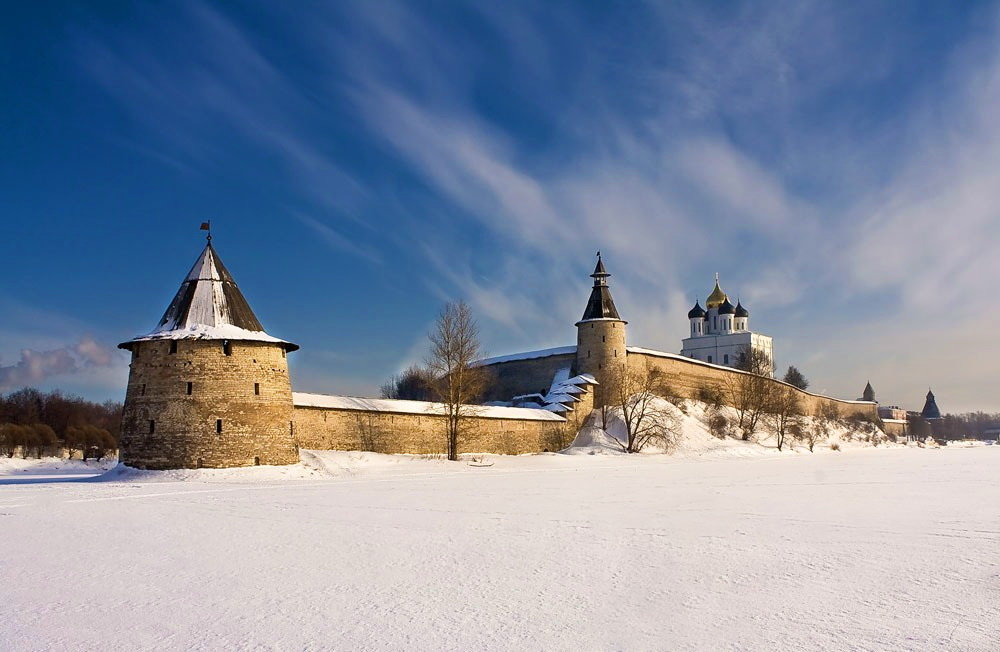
[254,456,260,466]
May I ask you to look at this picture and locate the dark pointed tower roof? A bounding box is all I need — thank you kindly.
[734,300,749,318]
[120,241,298,351]
[578,253,625,322]
[921,388,941,420]
[862,381,876,402]
[718,298,736,315]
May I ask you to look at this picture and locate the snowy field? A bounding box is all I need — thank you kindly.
[2,447,997,651]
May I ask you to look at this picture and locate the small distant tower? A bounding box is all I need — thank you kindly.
[118,236,300,469]
[921,388,942,420]
[861,381,876,402]
[575,253,627,408]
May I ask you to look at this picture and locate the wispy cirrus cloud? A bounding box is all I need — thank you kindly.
[70,1,1000,409]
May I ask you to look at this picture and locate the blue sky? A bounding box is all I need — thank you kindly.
[2,1,999,412]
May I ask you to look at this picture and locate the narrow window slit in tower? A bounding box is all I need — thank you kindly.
[149,420,155,434]
[254,382,260,395]
[169,341,178,354]
[602,336,605,342]
[223,341,232,356]
[140,383,146,396]
[186,382,193,395]
[216,419,223,434]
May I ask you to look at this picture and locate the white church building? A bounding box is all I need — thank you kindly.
[680,275,774,375]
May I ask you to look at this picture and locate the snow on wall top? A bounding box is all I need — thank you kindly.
[120,243,297,351]
[476,346,576,366]
[292,393,566,422]
[626,346,875,405]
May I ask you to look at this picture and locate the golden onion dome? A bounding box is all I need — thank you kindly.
[705,275,728,309]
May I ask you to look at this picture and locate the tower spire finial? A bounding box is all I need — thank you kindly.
[200,220,212,242]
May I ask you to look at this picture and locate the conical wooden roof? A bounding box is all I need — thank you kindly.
[119,242,297,351]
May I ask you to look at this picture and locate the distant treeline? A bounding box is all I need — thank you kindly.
[0,388,122,460]
[931,412,1000,440]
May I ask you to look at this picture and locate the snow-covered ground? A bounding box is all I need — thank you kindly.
[2,445,997,651]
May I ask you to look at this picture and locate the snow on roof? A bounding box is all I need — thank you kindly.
[476,346,576,366]
[543,392,580,405]
[124,324,291,345]
[120,243,297,351]
[625,346,873,405]
[292,393,566,422]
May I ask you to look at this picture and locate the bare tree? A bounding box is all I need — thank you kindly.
[355,413,386,453]
[695,384,730,439]
[426,301,488,461]
[766,385,803,451]
[725,346,775,441]
[380,365,435,401]
[605,361,679,453]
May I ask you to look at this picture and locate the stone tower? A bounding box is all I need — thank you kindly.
[575,254,627,407]
[118,238,300,469]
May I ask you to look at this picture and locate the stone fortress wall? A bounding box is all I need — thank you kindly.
[292,389,593,456]
[119,339,299,469]
[479,346,877,422]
